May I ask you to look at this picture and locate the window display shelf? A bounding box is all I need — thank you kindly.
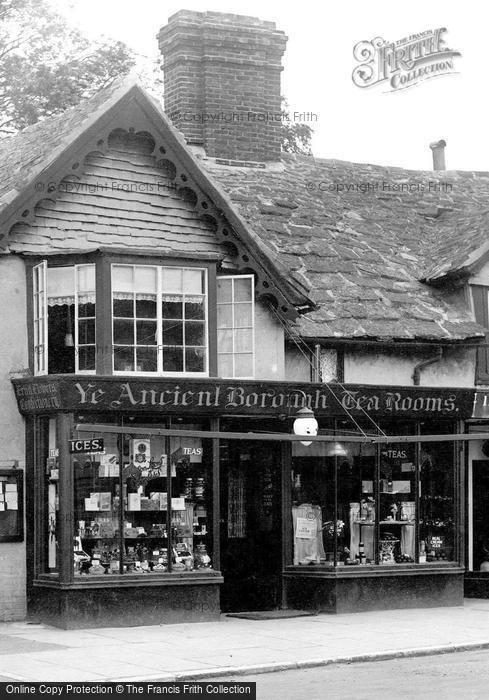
[353,520,415,526]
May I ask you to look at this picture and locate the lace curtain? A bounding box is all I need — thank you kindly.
[47,293,96,307]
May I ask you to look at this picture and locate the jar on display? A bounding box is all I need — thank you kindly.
[194,543,212,568]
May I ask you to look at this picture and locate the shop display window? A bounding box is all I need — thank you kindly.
[34,416,60,575]
[419,423,456,564]
[290,420,458,568]
[72,417,213,577]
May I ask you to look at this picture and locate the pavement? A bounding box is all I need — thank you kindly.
[1,599,489,682]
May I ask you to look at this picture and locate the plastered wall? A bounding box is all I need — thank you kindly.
[0,256,28,620]
[344,347,476,388]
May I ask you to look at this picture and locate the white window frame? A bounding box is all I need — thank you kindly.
[111,264,209,377]
[217,274,255,379]
[73,264,96,375]
[33,262,96,376]
[33,261,48,376]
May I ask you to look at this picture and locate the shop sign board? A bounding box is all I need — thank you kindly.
[12,377,476,419]
[69,438,105,454]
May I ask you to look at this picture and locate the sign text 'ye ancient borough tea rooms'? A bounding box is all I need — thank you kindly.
[12,377,475,418]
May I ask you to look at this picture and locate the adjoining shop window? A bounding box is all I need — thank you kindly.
[112,265,208,375]
[290,420,457,568]
[217,275,254,378]
[32,262,96,376]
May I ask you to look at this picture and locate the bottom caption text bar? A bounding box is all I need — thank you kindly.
[1,683,256,699]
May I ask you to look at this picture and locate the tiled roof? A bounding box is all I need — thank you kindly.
[202,156,489,341]
[0,77,131,210]
[0,78,487,341]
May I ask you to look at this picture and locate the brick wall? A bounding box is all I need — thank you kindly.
[158,10,287,162]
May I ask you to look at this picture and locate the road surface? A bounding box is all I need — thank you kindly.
[213,649,489,699]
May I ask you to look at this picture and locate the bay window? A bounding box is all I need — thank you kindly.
[32,258,256,378]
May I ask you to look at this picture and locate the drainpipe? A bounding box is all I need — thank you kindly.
[412,347,443,386]
[312,344,321,382]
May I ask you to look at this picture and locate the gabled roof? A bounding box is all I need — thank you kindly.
[0,77,486,342]
[0,76,310,317]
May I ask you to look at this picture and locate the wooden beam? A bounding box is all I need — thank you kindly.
[75,423,489,444]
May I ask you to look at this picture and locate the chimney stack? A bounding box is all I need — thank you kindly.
[430,139,446,171]
[158,11,287,162]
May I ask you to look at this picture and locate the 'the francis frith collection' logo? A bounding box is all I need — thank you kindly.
[352,28,461,92]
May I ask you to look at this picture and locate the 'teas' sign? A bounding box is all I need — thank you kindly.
[69,438,104,454]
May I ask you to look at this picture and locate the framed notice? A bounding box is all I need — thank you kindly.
[0,469,23,542]
[295,517,317,540]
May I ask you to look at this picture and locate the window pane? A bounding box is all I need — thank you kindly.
[112,265,133,292]
[73,430,121,577]
[234,303,252,328]
[162,268,182,293]
[185,347,205,372]
[234,353,253,377]
[47,266,74,297]
[78,319,95,345]
[183,269,205,294]
[135,266,157,292]
[234,277,252,302]
[113,298,134,317]
[136,296,156,318]
[185,296,205,320]
[419,438,455,563]
[217,329,233,353]
[113,319,134,345]
[77,265,95,292]
[185,321,205,346]
[136,347,157,372]
[78,345,96,371]
[234,329,252,353]
[163,346,183,371]
[162,297,183,319]
[217,304,233,328]
[136,320,157,345]
[114,346,135,371]
[163,320,183,346]
[78,302,95,318]
[217,278,232,303]
[218,353,233,377]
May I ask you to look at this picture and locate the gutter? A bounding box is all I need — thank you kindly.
[412,347,443,386]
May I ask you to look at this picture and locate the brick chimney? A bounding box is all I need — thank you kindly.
[158,11,287,162]
[430,139,446,170]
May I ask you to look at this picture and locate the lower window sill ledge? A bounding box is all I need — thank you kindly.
[34,570,223,590]
[283,564,464,579]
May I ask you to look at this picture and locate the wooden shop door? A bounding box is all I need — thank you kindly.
[219,439,282,612]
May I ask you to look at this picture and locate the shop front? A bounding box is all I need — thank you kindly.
[12,375,474,627]
[464,391,489,597]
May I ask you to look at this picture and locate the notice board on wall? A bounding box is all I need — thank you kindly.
[0,469,23,542]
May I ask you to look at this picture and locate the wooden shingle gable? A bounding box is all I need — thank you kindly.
[0,83,313,320]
